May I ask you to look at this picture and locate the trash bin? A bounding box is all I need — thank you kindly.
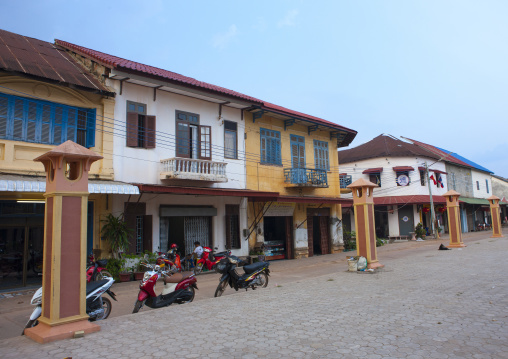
[347,258,358,272]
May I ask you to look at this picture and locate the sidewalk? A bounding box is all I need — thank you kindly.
[1,232,507,358]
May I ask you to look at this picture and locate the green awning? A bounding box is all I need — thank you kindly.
[459,197,508,205]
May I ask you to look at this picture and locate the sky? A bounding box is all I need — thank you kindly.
[1,0,507,177]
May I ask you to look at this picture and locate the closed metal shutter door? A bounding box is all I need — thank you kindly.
[184,216,211,255]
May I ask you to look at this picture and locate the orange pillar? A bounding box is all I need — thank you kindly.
[488,195,503,238]
[25,141,103,343]
[444,190,466,248]
[347,179,384,269]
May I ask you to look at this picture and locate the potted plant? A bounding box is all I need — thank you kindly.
[415,222,426,240]
[134,259,146,281]
[119,263,133,282]
[101,213,132,259]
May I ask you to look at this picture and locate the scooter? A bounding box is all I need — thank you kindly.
[86,255,112,282]
[194,247,230,275]
[22,277,117,335]
[132,263,198,313]
[214,254,270,297]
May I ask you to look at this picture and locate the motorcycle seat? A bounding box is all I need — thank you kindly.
[243,262,269,274]
[163,271,194,283]
[86,279,108,295]
[213,251,228,257]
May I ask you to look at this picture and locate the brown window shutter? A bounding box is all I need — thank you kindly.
[198,125,212,160]
[143,215,153,252]
[225,214,232,249]
[126,112,139,147]
[145,115,156,148]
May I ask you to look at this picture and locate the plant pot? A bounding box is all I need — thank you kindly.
[134,272,144,281]
[119,272,132,282]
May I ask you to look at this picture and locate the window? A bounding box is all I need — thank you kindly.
[260,128,281,165]
[224,121,237,159]
[0,92,95,147]
[476,181,480,190]
[314,140,329,170]
[290,135,305,168]
[420,170,426,186]
[225,205,240,249]
[126,101,156,148]
[486,179,489,193]
[175,110,211,159]
[369,173,381,186]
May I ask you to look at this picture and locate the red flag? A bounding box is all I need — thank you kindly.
[430,174,437,185]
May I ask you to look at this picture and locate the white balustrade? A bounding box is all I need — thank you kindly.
[160,158,228,182]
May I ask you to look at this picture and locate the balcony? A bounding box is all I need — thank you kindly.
[284,168,328,188]
[160,158,228,183]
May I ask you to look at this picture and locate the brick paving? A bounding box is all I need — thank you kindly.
[1,235,507,358]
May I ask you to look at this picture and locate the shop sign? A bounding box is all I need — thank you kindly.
[397,174,410,186]
[263,203,296,217]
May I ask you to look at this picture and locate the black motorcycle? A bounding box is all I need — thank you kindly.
[214,254,270,297]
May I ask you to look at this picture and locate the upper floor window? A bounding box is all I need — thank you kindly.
[420,170,426,186]
[0,92,95,148]
[175,110,211,160]
[224,121,237,159]
[260,128,281,165]
[476,181,480,190]
[395,171,411,186]
[314,140,329,171]
[369,173,381,187]
[126,101,156,149]
[486,179,489,193]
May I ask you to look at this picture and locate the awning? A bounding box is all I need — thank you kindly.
[418,167,448,175]
[0,175,140,194]
[277,196,352,205]
[136,184,278,200]
[373,195,447,205]
[392,166,414,172]
[362,167,383,174]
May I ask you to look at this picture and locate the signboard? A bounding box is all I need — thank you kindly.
[263,203,296,217]
[397,174,410,186]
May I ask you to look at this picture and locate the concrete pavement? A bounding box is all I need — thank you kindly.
[0,232,507,358]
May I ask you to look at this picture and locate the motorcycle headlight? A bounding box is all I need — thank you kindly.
[143,272,152,282]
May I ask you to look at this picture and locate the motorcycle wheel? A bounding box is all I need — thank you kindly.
[22,319,39,335]
[96,297,112,320]
[193,263,203,275]
[214,280,228,297]
[94,270,113,281]
[257,272,269,288]
[132,299,145,314]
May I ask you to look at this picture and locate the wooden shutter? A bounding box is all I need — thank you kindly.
[124,202,146,254]
[285,216,293,260]
[86,109,96,148]
[199,125,211,160]
[126,112,139,147]
[307,215,314,257]
[143,215,153,252]
[13,99,24,140]
[320,216,330,254]
[0,95,8,138]
[145,115,156,149]
[176,122,190,158]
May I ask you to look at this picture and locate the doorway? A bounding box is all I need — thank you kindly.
[306,207,331,257]
[398,205,414,236]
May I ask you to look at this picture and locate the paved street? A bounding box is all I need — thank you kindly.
[1,233,507,358]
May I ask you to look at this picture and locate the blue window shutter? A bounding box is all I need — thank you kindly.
[0,94,9,138]
[86,109,96,148]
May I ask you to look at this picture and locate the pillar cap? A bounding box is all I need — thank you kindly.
[34,140,103,163]
[347,178,378,189]
[487,195,500,201]
[443,190,461,197]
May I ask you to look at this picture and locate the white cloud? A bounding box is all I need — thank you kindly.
[278,9,298,28]
[212,25,238,49]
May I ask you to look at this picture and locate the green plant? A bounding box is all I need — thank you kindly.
[101,213,132,259]
[105,258,124,280]
[376,237,386,247]
[415,222,426,238]
[343,231,357,251]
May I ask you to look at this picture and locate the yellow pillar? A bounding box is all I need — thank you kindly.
[25,141,103,343]
[488,195,503,238]
[443,190,466,248]
[347,179,384,269]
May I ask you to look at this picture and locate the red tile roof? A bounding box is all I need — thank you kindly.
[0,29,113,95]
[54,39,357,143]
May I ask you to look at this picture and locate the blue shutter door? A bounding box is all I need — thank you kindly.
[13,99,24,140]
[86,109,96,148]
[54,106,64,144]
[0,95,7,137]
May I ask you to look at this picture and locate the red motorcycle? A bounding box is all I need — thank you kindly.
[156,244,183,272]
[132,263,197,313]
[194,247,230,275]
[86,254,112,282]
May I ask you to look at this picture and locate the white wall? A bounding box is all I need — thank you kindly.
[107,80,246,189]
[471,170,492,199]
[341,156,448,198]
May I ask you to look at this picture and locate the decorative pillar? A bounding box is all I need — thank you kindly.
[488,195,503,238]
[347,179,384,269]
[443,190,466,248]
[25,141,103,343]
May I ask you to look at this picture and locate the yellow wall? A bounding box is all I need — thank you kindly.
[0,74,114,179]
[244,111,340,197]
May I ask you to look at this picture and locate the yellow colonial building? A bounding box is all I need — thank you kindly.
[0,29,137,289]
[244,104,356,259]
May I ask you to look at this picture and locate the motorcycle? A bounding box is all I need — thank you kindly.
[156,251,183,273]
[194,247,230,275]
[86,254,112,282]
[22,277,117,335]
[132,263,198,313]
[214,254,270,297]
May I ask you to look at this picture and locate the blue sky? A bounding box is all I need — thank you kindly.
[1,0,507,177]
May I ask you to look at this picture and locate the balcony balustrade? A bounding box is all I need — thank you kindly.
[284,168,328,188]
[160,158,228,182]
